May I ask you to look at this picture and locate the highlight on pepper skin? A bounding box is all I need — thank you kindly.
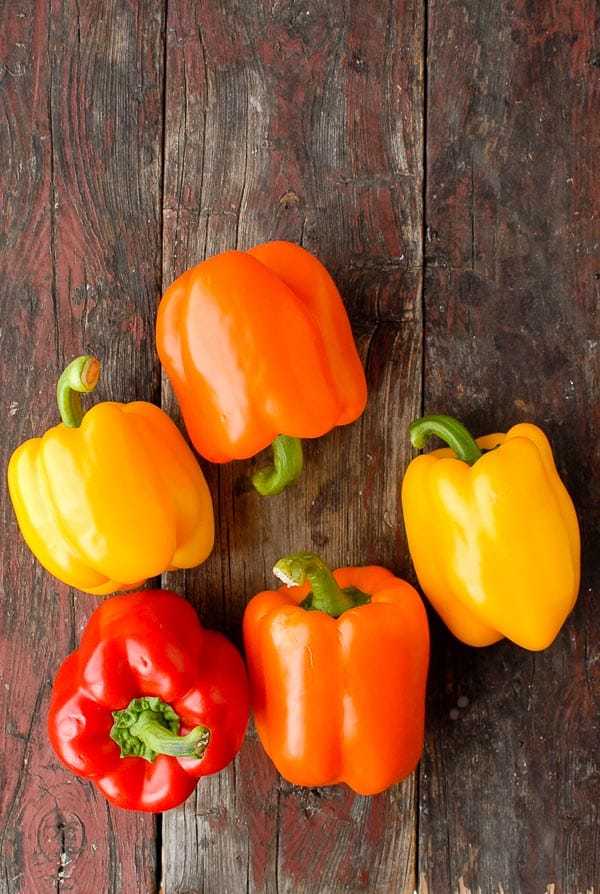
[156,240,368,495]
[7,356,215,595]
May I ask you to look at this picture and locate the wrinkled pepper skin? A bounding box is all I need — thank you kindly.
[48,590,251,812]
[155,240,367,466]
[243,555,430,795]
[401,417,580,651]
[8,357,214,595]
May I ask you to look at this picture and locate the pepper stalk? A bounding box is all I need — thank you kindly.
[252,434,304,496]
[273,551,370,618]
[56,355,101,428]
[111,696,210,763]
[409,414,484,465]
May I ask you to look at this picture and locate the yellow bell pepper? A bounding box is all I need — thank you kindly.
[401,415,580,651]
[8,356,214,595]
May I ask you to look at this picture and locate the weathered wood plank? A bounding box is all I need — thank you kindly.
[1,0,597,891]
[420,0,599,890]
[0,1,164,891]
[161,1,425,891]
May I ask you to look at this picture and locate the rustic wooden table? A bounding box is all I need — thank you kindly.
[1,1,598,892]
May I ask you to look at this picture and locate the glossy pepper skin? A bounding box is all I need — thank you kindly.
[243,553,430,795]
[156,240,367,495]
[401,415,580,651]
[48,589,251,812]
[7,357,214,595]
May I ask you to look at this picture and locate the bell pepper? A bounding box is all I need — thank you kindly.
[47,589,250,812]
[7,356,214,595]
[401,414,581,650]
[242,552,430,795]
[156,240,367,495]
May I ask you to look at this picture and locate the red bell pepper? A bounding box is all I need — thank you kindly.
[48,590,250,812]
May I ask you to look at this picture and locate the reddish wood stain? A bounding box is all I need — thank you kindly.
[0,0,597,892]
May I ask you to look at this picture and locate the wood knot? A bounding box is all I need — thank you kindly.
[279,190,300,209]
[349,53,367,73]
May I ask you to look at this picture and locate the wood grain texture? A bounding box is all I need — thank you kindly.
[0,1,163,891]
[0,0,597,892]
[161,1,424,892]
[420,0,599,891]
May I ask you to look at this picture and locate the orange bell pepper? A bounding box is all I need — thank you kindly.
[243,552,430,795]
[156,240,367,494]
[401,415,580,650]
[7,356,214,595]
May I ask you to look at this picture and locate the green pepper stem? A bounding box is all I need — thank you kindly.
[252,434,304,496]
[273,551,370,618]
[130,715,210,760]
[409,414,483,465]
[56,355,101,428]
[110,696,210,763]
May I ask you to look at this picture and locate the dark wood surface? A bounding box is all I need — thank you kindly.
[0,1,597,892]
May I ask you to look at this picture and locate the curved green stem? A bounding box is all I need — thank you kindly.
[409,414,483,465]
[273,551,370,618]
[252,434,304,496]
[110,696,210,763]
[56,355,101,428]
